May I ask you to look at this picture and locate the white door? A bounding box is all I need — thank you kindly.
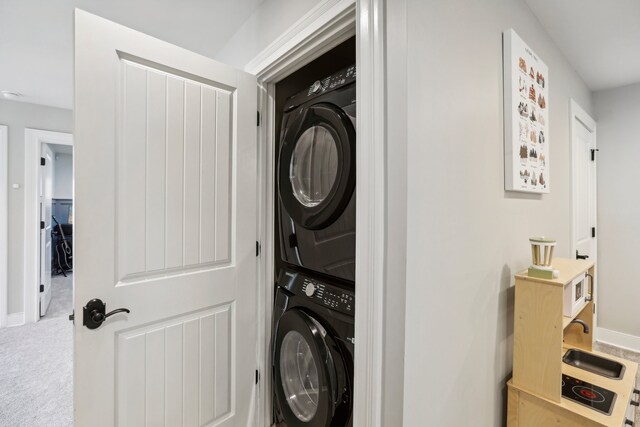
[39,144,53,316]
[74,10,258,426]
[571,101,597,263]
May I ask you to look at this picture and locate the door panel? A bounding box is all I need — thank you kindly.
[74,10,257,426]
[574,118,596,259]
[116,305,233,426]
[117,60,233,281]
[40,144,54,316]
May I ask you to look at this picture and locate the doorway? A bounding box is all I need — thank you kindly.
[42,143,74,320]
[24,129,73,324]
[271,36,356,427]
[571,100,597,330]
[247,2,386,423]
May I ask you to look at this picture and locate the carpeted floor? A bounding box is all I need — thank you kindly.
[43,274,74,321]
[595,341,640,425]
[0,274,73,427]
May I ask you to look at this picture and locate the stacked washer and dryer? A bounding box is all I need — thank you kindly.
[272,64,356,427]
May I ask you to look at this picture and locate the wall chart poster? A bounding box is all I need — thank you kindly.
[503,29,549,193]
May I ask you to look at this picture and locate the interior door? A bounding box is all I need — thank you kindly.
[39,144,53,317]
[74,10,257,426]
[573,113,597,262]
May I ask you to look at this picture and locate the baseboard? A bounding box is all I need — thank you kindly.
[597,327,640,353]
[6,312,25,327]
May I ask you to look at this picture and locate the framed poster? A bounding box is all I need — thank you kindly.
[503,29,549,193]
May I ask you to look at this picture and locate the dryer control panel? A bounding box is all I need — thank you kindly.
[284,64,356,112]
[307,65,356,96]
[281,270,354,315]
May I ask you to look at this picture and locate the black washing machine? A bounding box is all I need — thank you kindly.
[272,268,354,427]
[278,65,356,283]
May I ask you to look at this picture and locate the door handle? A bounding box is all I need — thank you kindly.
[83,298,130,329]
[576,250,589,260]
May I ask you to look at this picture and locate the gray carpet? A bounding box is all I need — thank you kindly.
[595,341,640,425]
[43,274,73,320]
[0,274,73,426]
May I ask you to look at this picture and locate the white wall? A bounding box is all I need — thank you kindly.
[382,0,408,425]
[53,153,73,199]
[593,83,640,340]
[216,0,597,424]
[214,0,319,68]
[396,0,593,425]
[0,99,72,316]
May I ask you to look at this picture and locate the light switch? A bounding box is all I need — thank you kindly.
[12,183,20,189]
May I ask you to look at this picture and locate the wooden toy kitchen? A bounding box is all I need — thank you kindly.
[507,257,639,426]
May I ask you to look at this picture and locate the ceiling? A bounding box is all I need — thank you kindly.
[0,0,264,109]
[524,0,640,92]
[4,0,638,108]
[50,143,73,155]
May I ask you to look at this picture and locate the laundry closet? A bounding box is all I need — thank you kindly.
[270,36,356,427]
[70,5,372,424]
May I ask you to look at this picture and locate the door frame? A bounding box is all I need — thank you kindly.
[569,99,597,333]
[24,128,73,324]
[245,0,386,425]
[0,125,7,327]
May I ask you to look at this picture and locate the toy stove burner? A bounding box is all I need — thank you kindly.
[572,386,605,403]
[561,374,616,415]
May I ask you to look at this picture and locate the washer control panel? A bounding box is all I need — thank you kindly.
[300,276,354,315]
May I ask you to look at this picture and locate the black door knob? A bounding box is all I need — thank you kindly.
[576,250,589,260]
[83,299,130,329]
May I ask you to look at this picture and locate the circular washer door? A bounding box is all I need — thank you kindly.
[274,309,341,427]
[279,102,355,230]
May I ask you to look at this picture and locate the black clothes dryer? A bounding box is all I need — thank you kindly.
[272,268,354,427]
[278,65,356,283]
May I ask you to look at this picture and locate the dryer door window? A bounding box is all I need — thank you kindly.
[290,125,339,208]
[279,102,355,230]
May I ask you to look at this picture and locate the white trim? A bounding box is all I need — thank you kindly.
[24,128,73,324]
[0,125,8,327]
[6,311,25,327]
[597,328,640,353]
[569,100,598,331]
[353,1,386,426]
[247,0,386,425]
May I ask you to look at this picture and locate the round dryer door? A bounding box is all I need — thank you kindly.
[279,102,355,230]
[274,309,347,427]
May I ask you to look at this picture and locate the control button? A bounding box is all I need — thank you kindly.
[305,283,316,297]
[311,80,324,94]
